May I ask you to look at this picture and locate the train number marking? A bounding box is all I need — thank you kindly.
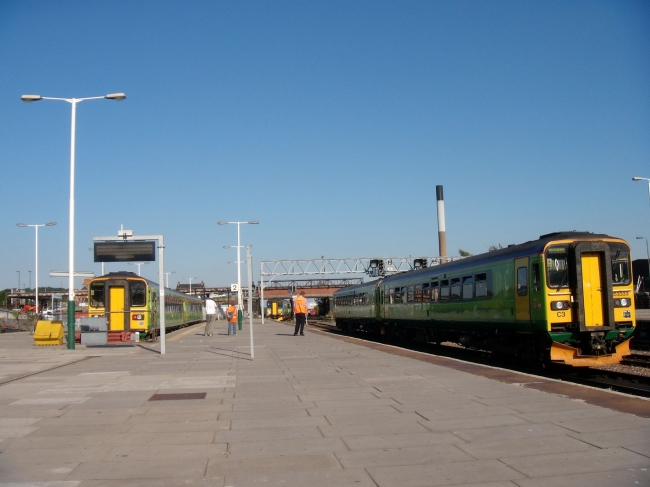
[557,311,566,318]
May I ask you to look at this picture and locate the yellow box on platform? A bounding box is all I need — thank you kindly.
[34,321,64,346]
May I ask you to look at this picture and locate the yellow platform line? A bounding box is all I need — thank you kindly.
[167,322,205,342]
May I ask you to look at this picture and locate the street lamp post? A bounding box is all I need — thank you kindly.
[632,177,650,223]
[183,277,198,295]
[218,221,259,313]
[637,237,650,275]
[246,244,255,359]
[165,271,176,288]
[17,222,57,316]
[128,262,149,276]
[22,92,126,349]
[16,271,20,292]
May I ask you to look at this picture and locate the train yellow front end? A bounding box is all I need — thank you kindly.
[542,237,635,366]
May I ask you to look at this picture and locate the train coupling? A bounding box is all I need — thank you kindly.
[550,338,632,367]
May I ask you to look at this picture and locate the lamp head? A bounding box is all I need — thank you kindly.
[638,237,645,240]
[218,221,228,225]
[105,93,126,101]
[21,95,42,103]
[16,223,27,227]
[248,221,259,224]
[45,222,57,226]
[632,177,644,181]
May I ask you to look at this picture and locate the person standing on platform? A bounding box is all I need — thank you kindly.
[205,296,218,337]
[294,291,308,336]
[226,300,238,336]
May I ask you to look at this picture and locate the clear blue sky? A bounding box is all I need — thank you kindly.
[1,0,649,290]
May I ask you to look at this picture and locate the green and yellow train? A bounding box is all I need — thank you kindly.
[88,272,203,341]
[333,232,636,367]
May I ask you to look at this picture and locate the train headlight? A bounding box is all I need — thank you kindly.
[131,313,145,320]
[614,298,631,307]
[550,301,570,310]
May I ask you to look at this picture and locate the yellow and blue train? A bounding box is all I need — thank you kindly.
[333,232,636,367]
[88,272,203,341]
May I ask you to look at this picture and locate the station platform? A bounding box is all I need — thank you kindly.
[0,319,649,486]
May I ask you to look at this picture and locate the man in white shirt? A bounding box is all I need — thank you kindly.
[205,296,218,336]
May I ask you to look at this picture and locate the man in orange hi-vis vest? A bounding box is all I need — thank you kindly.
[226,301,238,336]
[293,291,308,336]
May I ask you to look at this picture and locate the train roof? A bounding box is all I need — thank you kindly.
[333,279,382,295]
[90,272,203,301]
[380,231,628,285]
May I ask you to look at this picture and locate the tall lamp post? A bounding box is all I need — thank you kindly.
[165,271,176,288]
[16,271,20,292]
[22,92,126,349]
[637,237,650,275]
[218,221,259,312]
[632,177,650,223]
[183,277,198,295]
[17,222,57,316]
[128,262,149,276]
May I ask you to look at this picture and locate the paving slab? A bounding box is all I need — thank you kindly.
[0,321,648,486]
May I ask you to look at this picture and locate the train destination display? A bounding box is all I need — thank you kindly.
[94,241,156,262]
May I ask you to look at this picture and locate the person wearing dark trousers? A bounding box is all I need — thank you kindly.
[293,291,307,336]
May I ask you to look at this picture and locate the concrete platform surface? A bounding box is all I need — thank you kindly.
[0,320,648,486]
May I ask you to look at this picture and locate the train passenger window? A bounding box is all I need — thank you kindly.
[439,280,449,301]
[431,280,439,302]
[532,264,541,292]
[414,284,422,302]
[408,285,415,303]
[131,282,147,307]
[462,276,474,300]
[422,283,430,303]
[402,287,408,304]
[388,288,395,304]
[393,287,401,303]
[475,273,488,298]
[517,267,528,296]
[450,278,461,300]
[89,282,105,307]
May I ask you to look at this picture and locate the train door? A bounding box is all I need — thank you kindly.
[569,241,615,330]
[108,285,128,331]
[581,254,605,327]
[515,257,530,321]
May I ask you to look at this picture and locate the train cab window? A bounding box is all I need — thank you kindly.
[517,267,528,296]
[546,245,568,288]
[532,264,541,292]
[609,243,631,285]
[431,280,439,302]
[130,281,147,307]
[450,278,461,300]
[440,280,449,301]
[407,285,415,303]
[462,276,474,300]
[89,282,105,307]
[475,273,488,298]
[402,287,408,304]
[422,283,430,303]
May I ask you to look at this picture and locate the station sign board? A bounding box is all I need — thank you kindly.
[94,241,156,263]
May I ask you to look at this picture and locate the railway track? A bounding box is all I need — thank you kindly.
[302,318,650,398]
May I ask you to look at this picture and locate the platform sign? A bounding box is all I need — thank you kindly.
[231,284,239,292]
[94,241,156,262]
